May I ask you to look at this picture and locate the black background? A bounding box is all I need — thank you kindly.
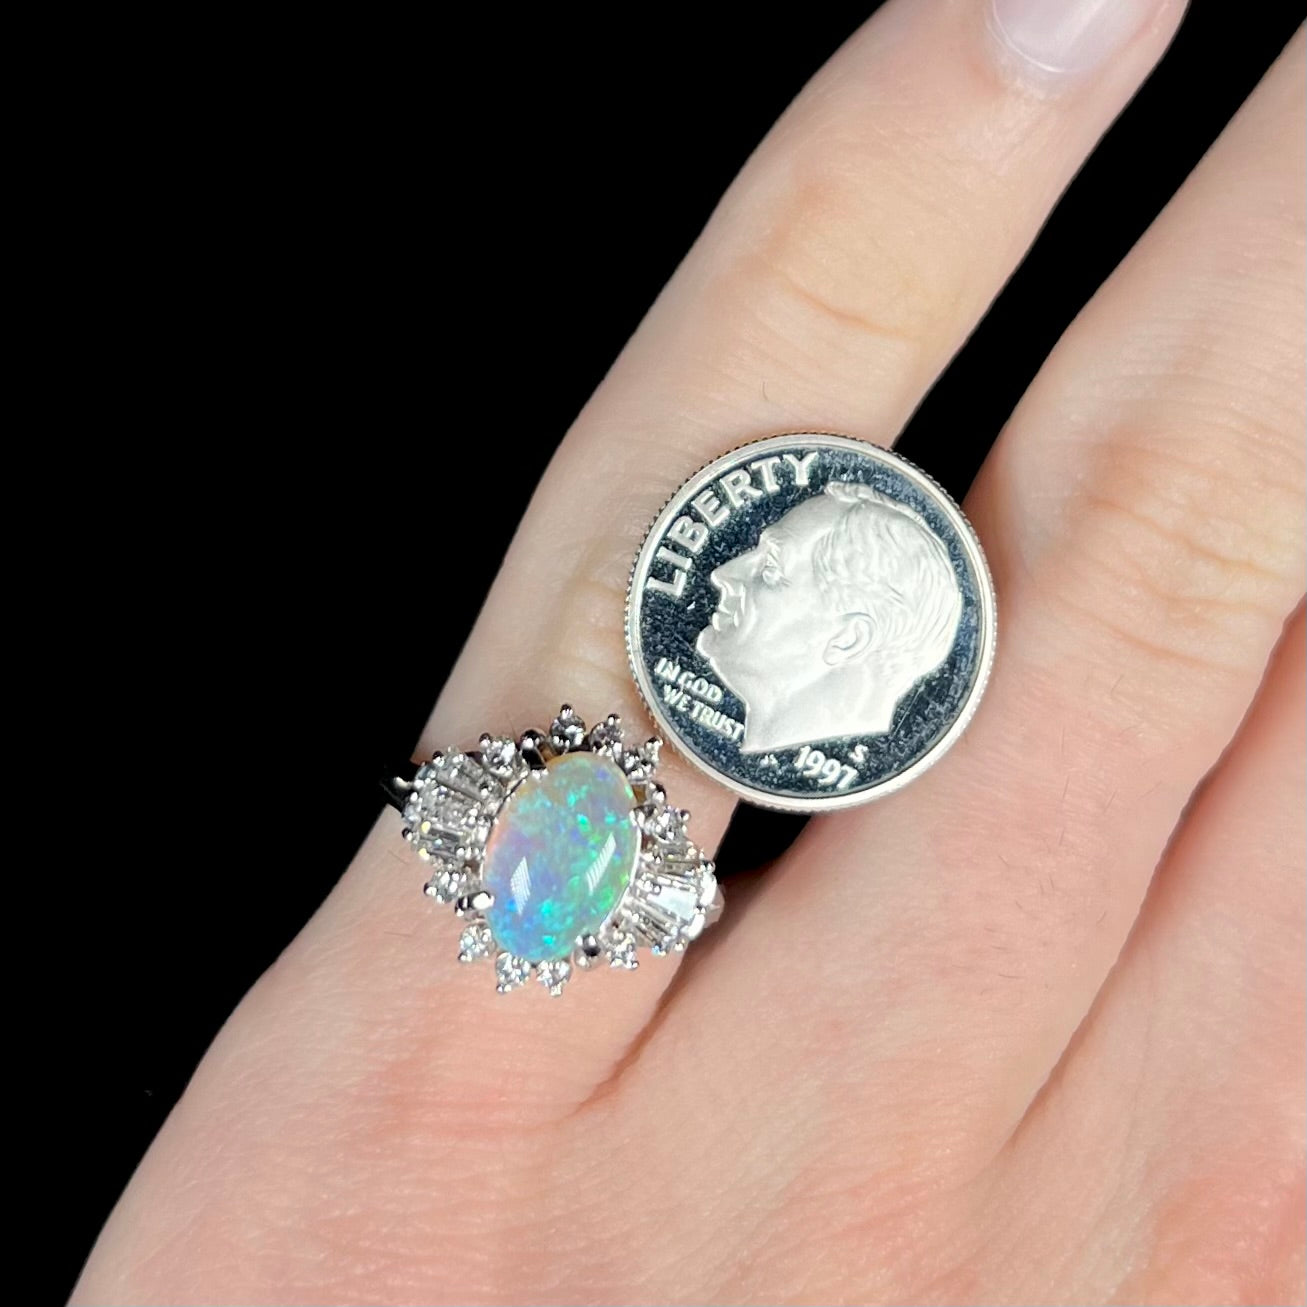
[51,4,1302,1298]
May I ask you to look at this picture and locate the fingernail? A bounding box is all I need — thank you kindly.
[988,0,1159,78]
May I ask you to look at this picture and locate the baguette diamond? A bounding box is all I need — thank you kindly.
[389,706,723,995]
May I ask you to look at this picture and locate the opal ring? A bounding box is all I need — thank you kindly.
[385,705,722,996]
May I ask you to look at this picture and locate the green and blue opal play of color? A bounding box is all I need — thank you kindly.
[482,753,639,960]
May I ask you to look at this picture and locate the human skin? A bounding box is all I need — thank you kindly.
[74,2,1305,1303]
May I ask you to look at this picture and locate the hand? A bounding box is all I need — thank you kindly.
[74,3,1305,1303]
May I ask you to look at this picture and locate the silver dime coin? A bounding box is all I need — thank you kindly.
[625,433,996,812]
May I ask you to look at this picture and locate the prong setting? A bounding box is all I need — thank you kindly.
[455,890,494,916]
[397,706,720,996]
[572,933,603,970]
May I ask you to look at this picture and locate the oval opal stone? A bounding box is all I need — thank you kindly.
[482,752,639,961]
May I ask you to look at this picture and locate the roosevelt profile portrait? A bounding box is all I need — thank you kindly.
[696,482,963,754]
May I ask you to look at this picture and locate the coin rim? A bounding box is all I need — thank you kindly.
[625,432,997,813]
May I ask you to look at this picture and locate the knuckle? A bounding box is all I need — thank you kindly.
[536,521,651,718]
[1051,425,1304,677]
[1123,1154,1307,1305]
[724,133,970,367]
[550,572,637,709]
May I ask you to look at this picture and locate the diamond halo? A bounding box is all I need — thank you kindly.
[391,706,722,997]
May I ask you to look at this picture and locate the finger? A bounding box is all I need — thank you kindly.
[303,0,1190,1073]
[686,28,1305,1169]
[418,0,1187,762]
[433,0,1186,736]
[985,606,1306,1304]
